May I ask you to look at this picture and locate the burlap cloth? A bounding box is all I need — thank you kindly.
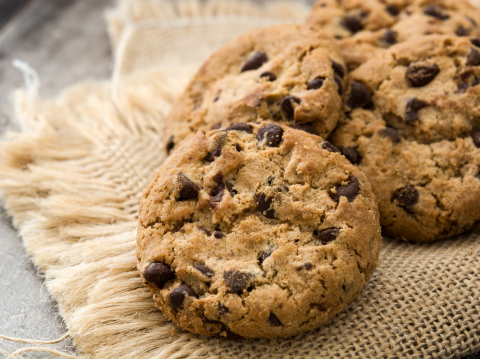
[0,0,479,358]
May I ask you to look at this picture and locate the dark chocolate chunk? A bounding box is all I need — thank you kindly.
[224,270,253,294]
[218,303,229,316]
[334,74,343,95]
[456,26,470,37]
[407,64,440,87]
[471,38,480,47]
[471,127,480,147]
[205,145,222,162]
[321,141,340,153]
[457,82,469,92]
[143,262,175,288]
[169,284,196,310]
[241,51,268,72]
[424,5,449,20]
[291,122,317,135]
[195,265,214,277]
[214,231,225,239]
[476,172,480,180]
[380,127,401,143]
[177,174,200,200]
[213,172,224,184]
[339,146,362,164]
[268,312,282,326]
[224,122,252,133]
[392,186,419,206]
[280,95,301,121]
[347,81,373,109]
[382,30,397,46]
[259,250,273,263]
[225,181,237,196]
[277,185,289,192]
[315,228,340,244]
[198,226,212,237]
[235,143,242,152]
[257,123,284,147]
[342,15,363,33]
[209,187,225,208]
[260,71,277,81]
[307,77,325,90]
[297,263,313,271]
[386,5,399,16]
[166,135,175,154]
[258,192,275,219]
[331,60,345,79]
[405,98,427,123]
[467,48,480,66]
[329,175,360,203]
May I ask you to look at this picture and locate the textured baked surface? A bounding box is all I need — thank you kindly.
[138,122,381,338]
[306,0,480,68]
[163,24,346,154]
[329,35,480,242]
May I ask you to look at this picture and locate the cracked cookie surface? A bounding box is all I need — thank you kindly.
[138,122,381,338]
[163,24,345,155]
[306,0,480,69]
[329,35,480,242]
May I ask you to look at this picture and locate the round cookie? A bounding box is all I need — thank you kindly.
[138,122,381,338]
[329,35,480,242]
[163,24,346,154]
[306,0,480,69]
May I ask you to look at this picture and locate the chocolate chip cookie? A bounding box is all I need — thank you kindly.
[306,0,480,69]
[329,35,480,242]
[138,122,381,338]
[163,24,346,154]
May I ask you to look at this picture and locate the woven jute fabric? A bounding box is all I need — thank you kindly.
[0,0,479,358]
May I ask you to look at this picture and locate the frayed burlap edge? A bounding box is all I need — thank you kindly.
[0,0,479,358]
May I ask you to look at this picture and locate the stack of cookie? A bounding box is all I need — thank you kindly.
[136,0,480,339]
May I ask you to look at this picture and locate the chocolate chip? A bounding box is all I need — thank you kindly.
[260,71,277,81]
[321,141,340,153]
[380,127,401,143]
[407,64,440,87]
[213,172,224,184]
[342,15,363,33]
[224,123,252,133]
[195,265,214,277]
[339,146,362,164]
[280,96,301,121]
[471,38,480,47]
[268,313,282,326]
[315,228,340,244]
[382,30,397,46]
[224,270,253,294]
[198,226,212,236]
[467,48,480,66]
[166,135,175,154]
[241,51,268,72]
[458,82,469,92]
[214,231,225,239]
[277,185,289,192]
[456,26,470,37]
[334,74,343,95]
[213,124,222,130]
[347,81,373,109]
[257,123,284,147]
[386,5,399,16]
[331,60,345,79]
[291,122,317,135]
[392,186,418,206]
[297,263,313,271]
[424,5,449,20]
[307,77,325,90]
[405,98,427,123]
[258,192,275,219]
[225,181,237,196]
[178,174,200,200]
[259,250,272,263]
[143,262,175,288]
[205,145,222,162]
[235,144,242,152]
[209,187,225,208]
[476,172,480,180]
[471,127,480,147]
[218,303,229,315]
[169,284,196,310]
[329,175,360,203]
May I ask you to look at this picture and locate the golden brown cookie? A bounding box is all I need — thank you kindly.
[163,24,346,154]
[329,35,480,242]
[138,122,381,338]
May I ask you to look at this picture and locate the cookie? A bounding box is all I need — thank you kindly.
[163,24,346,154]
[138,122,381,338]
[306,0,480,69]
[329,35,480,242]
